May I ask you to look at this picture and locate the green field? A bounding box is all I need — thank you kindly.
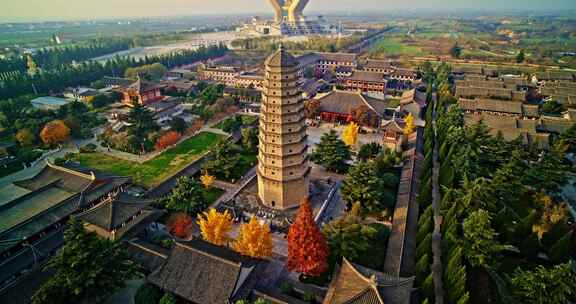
[369,37,424,57]
[79,132,225,187]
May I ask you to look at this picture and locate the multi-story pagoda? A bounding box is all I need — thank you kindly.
[258,45,310,210]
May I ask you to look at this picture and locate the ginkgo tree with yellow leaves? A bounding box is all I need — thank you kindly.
[404,113,415,135]
[197,208,233,246]
[200,171,216,189]
[342,122,359,147]
[233,217,273,258]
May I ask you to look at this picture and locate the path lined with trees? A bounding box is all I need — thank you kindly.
[431,91,445,304]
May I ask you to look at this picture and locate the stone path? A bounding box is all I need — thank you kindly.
[431,99,445,304]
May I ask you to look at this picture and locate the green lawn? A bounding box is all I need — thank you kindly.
[213,115,259,130]
[79,132,225,187]
[203,187,225,203]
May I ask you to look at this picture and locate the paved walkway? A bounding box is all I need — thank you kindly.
[431,99,445,304]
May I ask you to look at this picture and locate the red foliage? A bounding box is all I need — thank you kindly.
[167,213,193,239]
[186,119,204,135]
[226,105,240,114]
[286,199,329,277]
[155,131,182,151]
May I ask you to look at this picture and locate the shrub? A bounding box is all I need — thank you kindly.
[134,283,162,304]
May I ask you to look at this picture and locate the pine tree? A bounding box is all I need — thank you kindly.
[287,200,329,277]
[197,208,233,246]
[233,217,273,258]
[421,273,435,301]
[311,130,351,173]
[549,231,573,264]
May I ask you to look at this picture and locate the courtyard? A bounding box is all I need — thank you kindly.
[79,132,225,187]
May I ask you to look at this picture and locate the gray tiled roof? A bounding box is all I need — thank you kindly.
[316,90,389,116]
[148,240,259,304]
[75,192,153,231]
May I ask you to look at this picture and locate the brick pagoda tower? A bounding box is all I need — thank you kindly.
[257,45,310,210]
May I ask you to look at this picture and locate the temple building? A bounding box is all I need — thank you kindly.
[121,77,164,106]
[313,89,389,128]
[323,258,414,304]
[148,240,265,304]
[257,46,310,210]
[75,192,161,241]
[0,163,131,299]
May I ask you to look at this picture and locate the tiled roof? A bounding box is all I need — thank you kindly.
[148,240,259,304]
[346,71,386,83]
[323,258,414,304]
[318,52,357,63]
[75,192,153,231]
[316,90,389,116]
[362,59,394,70]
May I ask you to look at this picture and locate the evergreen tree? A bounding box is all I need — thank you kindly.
[462,209,503,268]
[341,161,392,213]
[311,130,351,173]
[32,220,137,304]
[164,176,207,215]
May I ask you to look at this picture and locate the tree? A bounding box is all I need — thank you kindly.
[532,193,568,240]
[167,213,193,238]
[134,283,162,304]
[197,208,233,246]
[155,131,182,151]
[159,293,176,304]
[342,122,359,147]
[164,176,207,215]
[200,171,215,189]
[541,100,564,115]
[169,117,188,134]
[450,43,462,58]
[322,211,377,262]
[304,99,321,119]
[15,128,36,146]
[509,261,576,304]
[233,217,273,258]
[462,209,503,268]
[127,102,158,152]
[404,113,415,135]
[242,128,259,153]
[31,220,137,304]
[27,54,38,76]
[357,142,382,161]
[341,161,393,213]
[311,130,351,173]
[549,231,573,264]
[40,120,70,145]
[287,200,329,277]
[516,49,526,63]
[202,142,241,181]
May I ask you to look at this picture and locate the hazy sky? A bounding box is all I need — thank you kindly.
[2,0,575,22]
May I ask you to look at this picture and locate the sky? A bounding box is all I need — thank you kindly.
[1,0,575,22]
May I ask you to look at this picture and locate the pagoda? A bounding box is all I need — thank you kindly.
[257,45,310,210]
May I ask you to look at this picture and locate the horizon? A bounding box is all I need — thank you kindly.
[1,0,575,23]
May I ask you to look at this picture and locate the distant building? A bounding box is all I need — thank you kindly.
[121,78,164,106]
[63,87,100,102]
[30,96,74,110]
[234,73,265,89]
[197,64,239,84]
[316,52,358,75]
[223,87,262,103]
[342,70,387,95]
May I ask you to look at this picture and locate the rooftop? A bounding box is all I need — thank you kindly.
[148,240,261,304]
[315,90,389,117]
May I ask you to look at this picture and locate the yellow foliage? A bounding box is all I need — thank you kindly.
[233,217,273,258]
[200,171,215,189]
[342,122,359,147]
[40,120,70,145]
[197,208,233,246]
[404,113,415,135]
[532,193,567,240]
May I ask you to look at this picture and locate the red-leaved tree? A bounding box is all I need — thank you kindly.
[167,213,193,239]
[155,131,182,151]
[286,199,329,277]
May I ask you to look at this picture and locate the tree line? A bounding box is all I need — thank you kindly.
[0,38,132,73]
[0,44,228,100]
